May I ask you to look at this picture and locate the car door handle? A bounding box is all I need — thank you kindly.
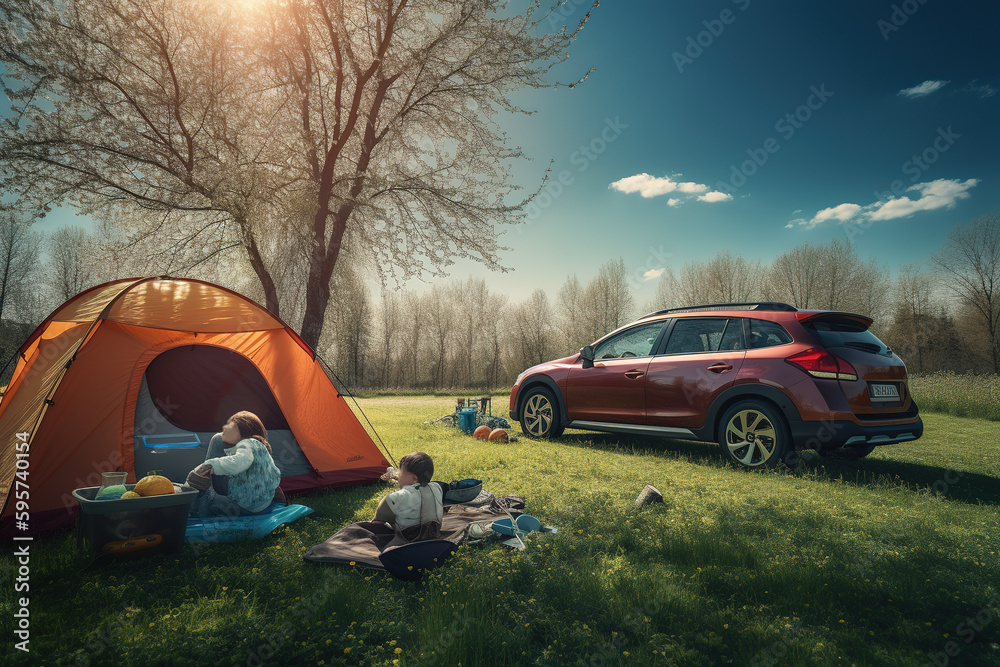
[708,363,733,373]
[624,370,645,379]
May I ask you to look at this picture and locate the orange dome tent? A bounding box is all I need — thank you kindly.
[0,277,389,535]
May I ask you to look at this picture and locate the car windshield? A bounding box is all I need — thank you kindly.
[805,317,887,354]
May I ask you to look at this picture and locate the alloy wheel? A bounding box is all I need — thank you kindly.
[724,409,778,467]
[523,393,554,437]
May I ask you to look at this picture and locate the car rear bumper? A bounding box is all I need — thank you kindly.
[789,417,923,449]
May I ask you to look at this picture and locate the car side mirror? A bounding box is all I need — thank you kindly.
[580,345,595,369]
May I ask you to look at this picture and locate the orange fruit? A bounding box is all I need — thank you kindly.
[488,428,508,442]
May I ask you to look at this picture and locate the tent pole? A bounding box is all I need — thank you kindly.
[314,353,397,469]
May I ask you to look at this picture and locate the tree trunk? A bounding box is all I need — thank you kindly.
[242,224,280,317]
[300,266,330,352]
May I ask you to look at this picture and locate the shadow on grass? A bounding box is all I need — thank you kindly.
[553,432,1000,508]
[798,453,1000,508]
[556,431,724,465]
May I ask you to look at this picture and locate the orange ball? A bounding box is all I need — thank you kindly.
[488,428,509,442]
[473,425,492,439]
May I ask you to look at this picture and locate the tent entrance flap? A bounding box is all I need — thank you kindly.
[133,345,312,482]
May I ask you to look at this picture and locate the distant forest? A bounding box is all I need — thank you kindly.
[2,214,998,391]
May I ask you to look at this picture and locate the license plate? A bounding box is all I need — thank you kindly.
[869,383,900,402]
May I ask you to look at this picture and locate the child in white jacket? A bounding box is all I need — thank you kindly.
[187,411,281,517]
[373,451,443,532]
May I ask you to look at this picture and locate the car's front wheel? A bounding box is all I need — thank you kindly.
[718,400,792,468]
[519,386,564,439]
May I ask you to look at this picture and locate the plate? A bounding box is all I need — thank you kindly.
[869,383,900,402]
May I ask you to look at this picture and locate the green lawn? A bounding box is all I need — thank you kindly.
[4,397,999,666]
[908,372,1000,422]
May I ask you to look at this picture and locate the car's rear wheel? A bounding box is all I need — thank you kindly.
[718,400,792,468]
[519,387,564,439]
[819,443,876,460]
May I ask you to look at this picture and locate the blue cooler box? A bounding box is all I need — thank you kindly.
[457,408,478,434]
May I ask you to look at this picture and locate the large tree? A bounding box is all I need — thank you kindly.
[932,213,1000,372]
[581,257,634,343]
[0,210,44,323]
[650,250,765,311]
[881,264,970,373]
[766,239,889,319]
[508,288,557,370]
[47,225,96,302]
[0,0,597,348]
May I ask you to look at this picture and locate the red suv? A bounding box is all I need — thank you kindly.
[508,303,922,468]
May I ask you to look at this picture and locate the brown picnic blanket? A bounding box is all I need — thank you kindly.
[303,495,524,569]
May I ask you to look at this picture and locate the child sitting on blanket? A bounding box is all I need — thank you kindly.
[186,411,281,517]
[373,452,443,536]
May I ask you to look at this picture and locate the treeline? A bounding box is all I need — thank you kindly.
[323,228,998,388]
[2,213,998,389]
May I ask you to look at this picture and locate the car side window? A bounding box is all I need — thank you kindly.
[719,318,744,351]
[592,322,664,360]
[749,319,793,348]
[663,318,730,354]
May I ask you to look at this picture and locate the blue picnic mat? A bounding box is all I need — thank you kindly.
[185,503,313,543]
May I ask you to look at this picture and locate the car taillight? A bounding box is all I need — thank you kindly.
[785,348,858,381]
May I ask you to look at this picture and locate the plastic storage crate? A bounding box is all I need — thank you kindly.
[72,483,198,557]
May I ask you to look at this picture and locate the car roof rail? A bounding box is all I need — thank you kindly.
[640,302,799,317]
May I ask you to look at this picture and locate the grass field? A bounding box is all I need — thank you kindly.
[4,396,999,666]
[909,372,1000,422]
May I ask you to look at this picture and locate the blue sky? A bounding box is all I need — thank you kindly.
[28,1,1000,306]
[450,0,1000,303]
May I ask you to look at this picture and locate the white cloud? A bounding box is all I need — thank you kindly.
[677,181,708,194]
[610,172,723,204]
[697,191,733,203]
[868,178,979,220]
[610,173,679,198]
[813,203,862,224]
[961,81,996,98]
[898,80,949,98]
[643,268,666,281]
[791,178,979,230]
